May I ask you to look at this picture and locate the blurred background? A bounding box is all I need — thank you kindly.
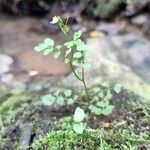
[0,0,150,95]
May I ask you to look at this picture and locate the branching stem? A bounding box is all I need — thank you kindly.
[70,48,88,97]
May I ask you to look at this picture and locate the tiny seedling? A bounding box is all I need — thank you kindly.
[73,107,85,134]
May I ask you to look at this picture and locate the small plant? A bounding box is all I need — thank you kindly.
[42,89,78,106]
[34,16,122,118]
[73,107,85,134]
[34,16,91,97]
[86,82,121,116]
[34,16,121,134]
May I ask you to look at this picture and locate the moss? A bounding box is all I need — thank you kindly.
[0,92,40,115]
[0,87,150,150]
[32,115,150,150]
[32,96,150,150]
[84,0,125,18]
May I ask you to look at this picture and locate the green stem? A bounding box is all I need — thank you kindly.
[82,57,89,97]
[70,50,82,82]
[70,48,88,97]
[62,26,89,97]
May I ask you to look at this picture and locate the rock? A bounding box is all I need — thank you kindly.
[0,54,13,76]
[112,33,150,83]
[19,49,70,76]
[131,14,149,26]
[62,33,150,101]
[1,74,14,83]
[143,20,150,35]
[124,0,150,17]
[96,22,121,36]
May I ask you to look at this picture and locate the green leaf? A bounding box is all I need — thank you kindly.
[93,87,100,93]
[114,83,122,93]
[67,98,74,105]
[84,51,91,58]
[35,43,49,51]
[64,89,72,97]
[74,39,82,45]
[56,45,62,50]
[44,38,54,46]
[73,123,84,134]
[72,60,80,67]
[98,92,104,98]
[89,105,101,115]
[56,96,65,106]
[65,49,72,56]
[102,82,109,87]
[94,109,103,115]
[96,101,108,108]
[64,58,69,64]
[74,95,78,100]
[73,30,82,40]
[42,94,56,106]
[64,41,74,49]
[102,105,114,116]
[54,51,61,58]
[88,104,95,110]
[93,96,99,101]
[73,52,82,58]
[74,107,85,122]
[34,46,42,52]
[43,48,53,55]
[77,42,87,51]
[83,63,91,69]
[105,90,112,100]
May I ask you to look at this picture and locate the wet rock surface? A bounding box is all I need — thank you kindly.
[0,15,70,76]
[0,54,13,76]
[0,15,70,92]
[96,22,122,36]
[63,32,150,100]
[0,14,149,97]
[124,0,150,17]
[115,33,150,83]
[131,14,149,26]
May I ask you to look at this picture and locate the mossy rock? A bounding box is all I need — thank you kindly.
[32,115,150,150]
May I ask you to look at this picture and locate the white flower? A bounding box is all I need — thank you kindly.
[50,16,60,24]
[73,107,85,122]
